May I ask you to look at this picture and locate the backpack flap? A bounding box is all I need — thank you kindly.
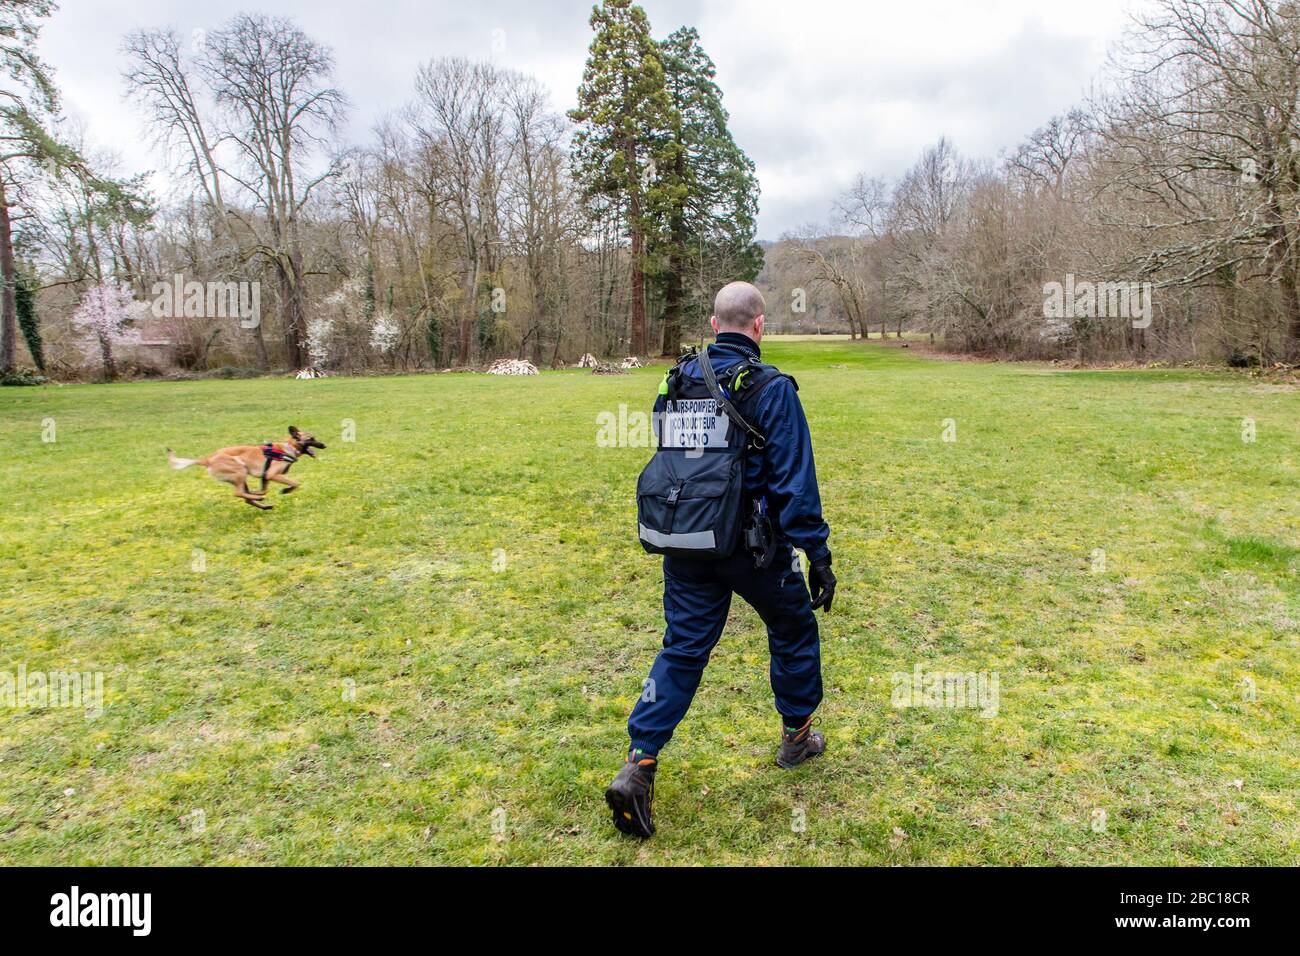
[637,445,744,557]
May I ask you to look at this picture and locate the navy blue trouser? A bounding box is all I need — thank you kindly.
[627,543,823,756]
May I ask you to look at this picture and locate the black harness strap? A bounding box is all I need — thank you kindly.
[259,443,298,492]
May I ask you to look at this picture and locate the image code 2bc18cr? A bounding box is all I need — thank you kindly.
[1186,893,1251,905]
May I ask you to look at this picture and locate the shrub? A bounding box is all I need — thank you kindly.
[1,368,48,386]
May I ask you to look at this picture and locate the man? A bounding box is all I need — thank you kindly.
[606,280,836,839]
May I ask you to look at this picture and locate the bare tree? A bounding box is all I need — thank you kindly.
[123,26,268,366]
[410,58,511,365]
[126,16,347,369]
[1099,0,1300,357]
[202,15,347,368]
[781,228,869,340]
[502,76,578,365]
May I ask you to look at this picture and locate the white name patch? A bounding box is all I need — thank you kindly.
[661,399,730,448]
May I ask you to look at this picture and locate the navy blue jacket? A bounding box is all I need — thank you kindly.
[653,333,831,563]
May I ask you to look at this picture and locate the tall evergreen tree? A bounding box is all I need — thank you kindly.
[655,27,761,356]
[569,0,680,356]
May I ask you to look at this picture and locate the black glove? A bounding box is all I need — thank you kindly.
[809,556,836,613]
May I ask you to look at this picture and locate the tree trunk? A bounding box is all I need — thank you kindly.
[247,263,270,371]
[628,141,646,356]
[660,142,687,358]
[458,263,475,366]
[277,249,308,368]
[629,222,646,355]
[661,251,683,357]
[1283,265,1300,360]
[98,331,116,382]
[250,320,270,370]
[0,180,16,375]
[457,312,471,366]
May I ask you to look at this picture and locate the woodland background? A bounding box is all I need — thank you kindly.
[4,0,1300,382]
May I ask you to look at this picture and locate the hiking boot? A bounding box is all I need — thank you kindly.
[605,752,657,839]
[776,719,825,769]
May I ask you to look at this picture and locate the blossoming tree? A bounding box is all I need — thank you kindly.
[70,282,139,381]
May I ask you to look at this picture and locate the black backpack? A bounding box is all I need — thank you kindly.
[636,345,784,560]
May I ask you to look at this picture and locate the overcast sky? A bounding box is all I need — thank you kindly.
[42,0,1142,239]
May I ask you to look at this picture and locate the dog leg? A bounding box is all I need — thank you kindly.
[266,473,301,495]
[235,474,272,509]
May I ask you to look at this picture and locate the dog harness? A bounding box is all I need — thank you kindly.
[259,442,298,491]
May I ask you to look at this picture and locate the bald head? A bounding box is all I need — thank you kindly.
[711,281,766,335]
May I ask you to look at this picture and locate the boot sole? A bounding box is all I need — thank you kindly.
[605,782,655,839]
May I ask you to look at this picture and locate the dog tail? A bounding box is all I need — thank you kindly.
[167,448,200,470]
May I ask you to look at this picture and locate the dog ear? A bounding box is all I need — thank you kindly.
[289,425,301,438]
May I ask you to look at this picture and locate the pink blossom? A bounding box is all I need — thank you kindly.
[71,281,141,380]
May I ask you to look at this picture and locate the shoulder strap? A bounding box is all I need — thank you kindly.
[663,347,700,404]
[699,345,766,450]
[728,361,788,402]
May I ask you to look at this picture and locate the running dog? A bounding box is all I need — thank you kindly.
[168,426,325,510]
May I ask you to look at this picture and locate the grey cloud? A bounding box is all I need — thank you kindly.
[45,0,1130,239]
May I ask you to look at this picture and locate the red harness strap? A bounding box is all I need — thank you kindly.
[261,443,297,463]
[259,443,298,491]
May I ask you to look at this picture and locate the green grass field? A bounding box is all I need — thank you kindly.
[1,339,1297,865]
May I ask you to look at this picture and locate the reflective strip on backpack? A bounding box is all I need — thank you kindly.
[637,524,717,550]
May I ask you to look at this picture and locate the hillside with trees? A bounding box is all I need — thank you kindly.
[772,1,1300,365]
